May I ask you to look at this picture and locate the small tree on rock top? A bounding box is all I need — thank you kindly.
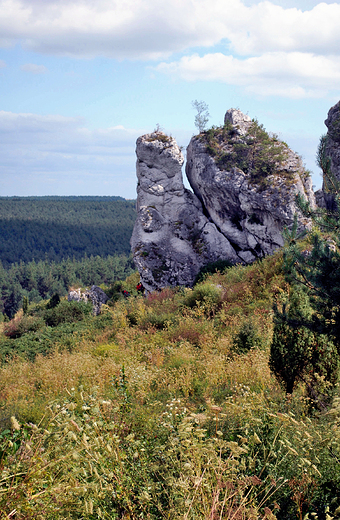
[192,100,210,133]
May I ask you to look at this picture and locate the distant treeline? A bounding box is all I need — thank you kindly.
[0,254,135,319]
[0,196,136,267]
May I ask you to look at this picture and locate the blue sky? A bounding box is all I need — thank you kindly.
[1,0,339,198]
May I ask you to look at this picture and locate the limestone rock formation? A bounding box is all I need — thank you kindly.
[315,100,340,209]
[131,132,239,291]
[186,109,315,263]
[131,111,316,291]
[68,285,109,315]
[325,100,340,182]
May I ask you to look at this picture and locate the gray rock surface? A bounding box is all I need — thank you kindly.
[68,285,108,315]
[324,100,340,184]
[131,132,239,291]
[186,114,315,261]
[224,108,252,136]
[131,112,316,291]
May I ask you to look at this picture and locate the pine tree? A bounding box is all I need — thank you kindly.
[269,133,340,406]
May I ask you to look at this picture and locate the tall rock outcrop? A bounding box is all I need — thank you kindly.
[131,132,239,291]
[186,109,315,263]
[131,110,316,290]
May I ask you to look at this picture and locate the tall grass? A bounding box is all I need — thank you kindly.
[1,252,340,518]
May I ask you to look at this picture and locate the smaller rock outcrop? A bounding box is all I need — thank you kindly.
[224,108,252,136]
[68,285,109,315]
[315,100,340,210]
[131,132,239,292]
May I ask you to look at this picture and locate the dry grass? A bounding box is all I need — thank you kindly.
[1,252,338,518]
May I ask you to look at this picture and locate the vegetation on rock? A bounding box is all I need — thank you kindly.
[200,120,299,188]
[192,99,210,133]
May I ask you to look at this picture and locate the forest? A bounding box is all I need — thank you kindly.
[0,196,136,266]
[0,196,136,319]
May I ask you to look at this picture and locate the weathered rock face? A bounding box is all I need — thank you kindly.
[186,110,315,263]
[224,108,252,136]
[131,132,239,291]
[316,100,340,209]
[131,111,316,290]
[68,285,109,315]
[324,100,340,182]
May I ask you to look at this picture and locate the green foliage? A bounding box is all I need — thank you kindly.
[317,134,333,193]
[194,258,232,284]
[232,319,263,354]
[270,321,338,400]
[22,295,28,315]
[3,382,340,519]
[43,300,92,327]
[3,246,340,517]
[145,131,171,143]
[192,100,210,133]
[46,292,60,309]
[184,281,222,309]
[283,195,340,342]
[0,254,135,318]
[270,266,340,403]
[3,314,45,339]
[269,135,340,402]
[0,196,136,267]
[201,120,294,188]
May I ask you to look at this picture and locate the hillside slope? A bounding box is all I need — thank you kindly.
[1,254,340,519]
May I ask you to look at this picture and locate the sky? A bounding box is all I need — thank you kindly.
[1,0,340,198]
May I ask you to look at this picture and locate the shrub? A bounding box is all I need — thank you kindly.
[194,259,232,284]
[168,318,213,348]
[3,314,45,339]
[232,319,263,354]
[200,119,295,189]
[140,311,174,330]
[270,322,339,403]
[46,292,61,309]
[184,282,222,309]
[43,300,92,327]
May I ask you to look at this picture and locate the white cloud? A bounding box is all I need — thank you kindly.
[0,111,143,197]
[20,62,48,73]
[0,0,340,60]
[156,52,340,98]
[1,1,339,102]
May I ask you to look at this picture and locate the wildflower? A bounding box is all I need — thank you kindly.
[10,416,20,431]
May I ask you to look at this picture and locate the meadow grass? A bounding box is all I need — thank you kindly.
[1,253,340,518]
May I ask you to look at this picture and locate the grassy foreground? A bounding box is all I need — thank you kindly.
[1,255,340,519]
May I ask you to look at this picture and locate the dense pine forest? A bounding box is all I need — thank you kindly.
[0,196,136,266]
[0,196,136,319]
